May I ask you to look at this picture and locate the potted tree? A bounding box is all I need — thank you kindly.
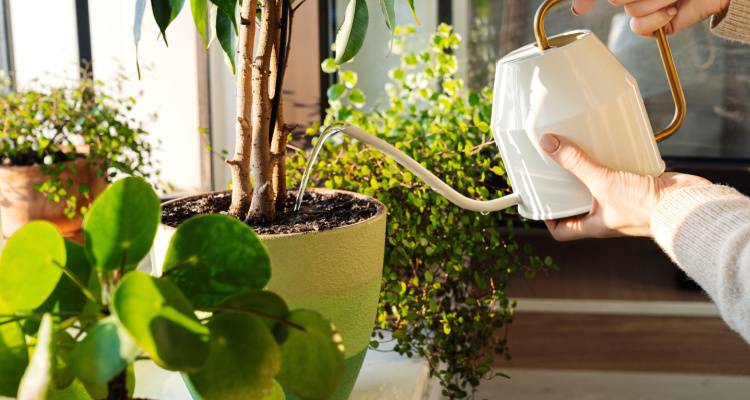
[0,177,345,399]
[136,0,416,396]
[0,79,156,241]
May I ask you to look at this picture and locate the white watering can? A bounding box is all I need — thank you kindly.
[340,0,686,220]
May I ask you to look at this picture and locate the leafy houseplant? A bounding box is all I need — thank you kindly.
[0,79,156,239]
[288,24,554,399]
[0,177,345,400]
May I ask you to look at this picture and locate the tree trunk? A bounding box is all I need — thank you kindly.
[246,0,278,224]
[270,0,289,211]
[227,0,257,217]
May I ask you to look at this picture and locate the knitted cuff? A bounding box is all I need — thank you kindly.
[711,0,750,43]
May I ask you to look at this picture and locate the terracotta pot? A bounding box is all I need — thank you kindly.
[149,189,387,400]
[0,158,107,239]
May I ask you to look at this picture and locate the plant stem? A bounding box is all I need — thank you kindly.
[53,261,100,306]
[271,0,293,211]
[227,0,258,218]
[246,0,279,224]
[196,305,305,331]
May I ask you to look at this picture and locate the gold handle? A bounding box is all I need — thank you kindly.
[533,0,686,142]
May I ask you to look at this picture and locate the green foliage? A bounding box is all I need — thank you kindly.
[162,214,272,306]
[0,78,158,219]
[0,177,345,399]
[289,24,555,399]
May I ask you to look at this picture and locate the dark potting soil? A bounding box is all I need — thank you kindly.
[161,191,380,235]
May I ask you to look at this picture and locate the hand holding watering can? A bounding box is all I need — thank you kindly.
[341,0,691,219]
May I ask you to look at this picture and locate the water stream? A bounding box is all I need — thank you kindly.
[294,125,522,214]
[294,125,345,212]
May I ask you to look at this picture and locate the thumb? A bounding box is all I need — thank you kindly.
[539,134,611,192]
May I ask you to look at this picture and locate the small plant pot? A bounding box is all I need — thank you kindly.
[0,159,107,240]
[150,189,387,399]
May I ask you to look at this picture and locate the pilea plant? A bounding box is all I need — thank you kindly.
[0,78,156,218]
[0,177,344,399]
[135,0,417,223]
[288,24,555,399]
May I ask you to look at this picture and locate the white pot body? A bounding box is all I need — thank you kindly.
[491,30,665,220]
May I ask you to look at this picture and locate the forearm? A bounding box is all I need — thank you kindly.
[711,0,750,43]
[651,185,750,342]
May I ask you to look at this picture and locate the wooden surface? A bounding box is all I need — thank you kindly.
[498,313,750,375]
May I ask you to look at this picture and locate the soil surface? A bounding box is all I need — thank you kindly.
[161,191,380,235]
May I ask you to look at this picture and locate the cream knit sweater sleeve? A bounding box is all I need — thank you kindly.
[711,0,750,42]
[652,186,750,342]
[649,1,750,342]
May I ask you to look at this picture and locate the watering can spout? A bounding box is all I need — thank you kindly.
[341,126,522,213]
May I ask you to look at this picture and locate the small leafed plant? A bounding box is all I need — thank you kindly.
[136,0,416,223]
[0,177,345,399]
[0,78,157,218]
[289,24,555,399]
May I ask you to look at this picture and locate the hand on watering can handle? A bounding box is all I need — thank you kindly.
[539,134,711,241]
[572,0,732,36]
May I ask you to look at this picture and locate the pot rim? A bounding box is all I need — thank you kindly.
[160,188,387,239]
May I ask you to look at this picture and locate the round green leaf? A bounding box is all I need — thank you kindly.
[0,221,65,311]
[83,177,160,271]
[188,312,280,400]
[334,0,369,64]
[276,310,346,400]
[327,83,346,102]
[162,214,271,307]
[70,317,139,386]
[0,317,28,397]
[112,272,209,371]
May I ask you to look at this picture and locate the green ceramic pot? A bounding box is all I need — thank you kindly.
[153,189,387,399]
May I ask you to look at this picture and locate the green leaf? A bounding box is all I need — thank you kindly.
[276,310,345,399]
[191,0,209,46]
[406,0,419,24]
[53,332,75,390]
[340,70,358,88]
[0,221,65,311]
[17,314,55,400]
[327,83,346,101]
[334,0,369,64]
[188,312,280,400]
[83,177,160,272]
[379,0,395,30]
[216,8,237,74]
[321,57,338,74]
[162,214,271,307]
[151,0,186,45]
[0,317,28,397]
[112,272,209,371]
[70,317,139,386]
[209,0,237,32]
